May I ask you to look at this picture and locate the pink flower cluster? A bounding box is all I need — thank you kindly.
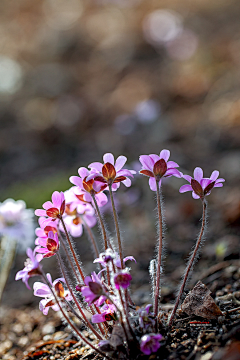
[14,150,225,358]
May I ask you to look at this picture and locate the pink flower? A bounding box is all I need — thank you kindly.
[114,269,132,290]
[70,168,108,206]
[88,153,136,190]
[140,333,163,355]
[139,149,181,191]
[35,191,65,220]
[179,167,225,200]
[35,231,59,258]
[94,249,136,269]
[78,272,106,306]
[15,248,42,289]
[60,188,97,237]
[33,273,72,315]
[35,217,58,246]
[92,303,116,323]
[93,248,116,266]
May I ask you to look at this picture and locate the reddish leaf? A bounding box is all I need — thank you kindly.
[46,238,58,252]
[55,282,65,298]
[28,268,41,277]
[140,170,154,177]
[204,181,215,195]
[83,179,94,192]
[102,162,116,181]
[153,159,167,177]
[44,226,57,235]
[46,207,59,219]
[60,200,65,215]
[191,179,204,197]
[113,176,126,183]
[94,176,107,183]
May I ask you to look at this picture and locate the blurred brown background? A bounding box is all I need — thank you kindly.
[0,0,240,307]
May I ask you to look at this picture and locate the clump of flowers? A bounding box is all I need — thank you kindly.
[0,199,34,300]
[15,151,225,359]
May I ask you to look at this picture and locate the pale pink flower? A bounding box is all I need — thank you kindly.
[179,167,225,200]
[139,149,181,191]
[88,153,136,190]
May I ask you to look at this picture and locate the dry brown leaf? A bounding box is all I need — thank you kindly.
[181,281,223,319]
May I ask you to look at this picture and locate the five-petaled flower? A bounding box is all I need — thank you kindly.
[179,167,225,200]
[70,168,108,206]
[15,248,42,289]
[92,302,117,323]
[114,269,132,290]
[140,333,163,355]
[88,153,136,190]
[139,149,181,191]
[35,230,59,258]
[78,272,106,306]
[35,191,65,220]
[33,273,72,315]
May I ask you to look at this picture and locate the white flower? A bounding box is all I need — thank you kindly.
[0,199,35,252]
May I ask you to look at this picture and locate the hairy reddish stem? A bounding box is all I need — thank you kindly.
[91,195,111,251]
[60,217,85,282]
[58,230,82,285]
[109,185,124,269]
[154,179,163,319]
[56,253,104,339]
[168,201,207,327]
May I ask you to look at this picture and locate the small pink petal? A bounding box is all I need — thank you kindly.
[149,177,157,191]
[70,176,83,187]
[122,178,131,187]
[167,161,179,168]
[35,209,47,217]
[52,191,61,208]
[160,149,170,162]
[214,183,223,188]
[139,155,154,171]
[215,178,225,183]
[179,184,192,193]
[194,167,203,182]
[192,191,200,199]
[78,167,89,179]
[115,156,127,172]
[117,169,134,178]
[103,153,114,165]
[182,174,192,183]
[165,168,181,178]
[42,201,53,210]
[149,154,160,163]
[88,162,103,172]
[210,170,219,181]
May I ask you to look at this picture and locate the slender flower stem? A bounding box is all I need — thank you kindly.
[60,216,85,282]
[91,195,111,251]
[58,230,82,285]
[168,201,207,327]
[154,179,163,319]
[81,216,99,258]
[91,195,111,286]
[41,272,111,360]
[56,253,104,339]
[109,185,124,269]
